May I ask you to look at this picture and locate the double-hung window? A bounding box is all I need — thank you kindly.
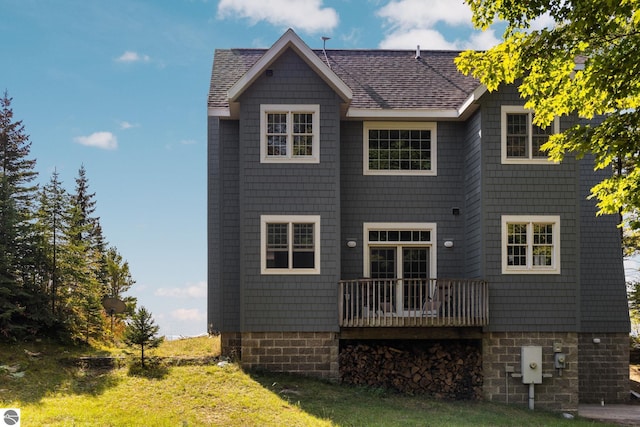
[261,215,320,274]
[502,215,560,274]
[260,105,319,163]
[501,106,559,164]
[364,122,437,175]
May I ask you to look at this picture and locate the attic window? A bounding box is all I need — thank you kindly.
[260,104,320,164]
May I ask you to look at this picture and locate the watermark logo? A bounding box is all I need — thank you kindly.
[1,409,20,427]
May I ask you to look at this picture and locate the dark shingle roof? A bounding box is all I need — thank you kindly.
[208,48,480,112]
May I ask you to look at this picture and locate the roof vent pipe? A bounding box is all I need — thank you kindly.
[322,36,331,69]
[415,45,421,60]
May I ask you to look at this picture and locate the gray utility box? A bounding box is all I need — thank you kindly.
[521,346,543,384]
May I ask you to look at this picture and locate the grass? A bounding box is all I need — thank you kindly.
[0,337,617,426]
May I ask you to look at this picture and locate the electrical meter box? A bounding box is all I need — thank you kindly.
[521,346,542,384]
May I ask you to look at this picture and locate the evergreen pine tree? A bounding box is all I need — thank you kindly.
[124,306,163,368]
[35,171,69,321]
[66,165,104,342]
[0,91,39,339]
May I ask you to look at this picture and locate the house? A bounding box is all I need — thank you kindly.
[207,29,630,412]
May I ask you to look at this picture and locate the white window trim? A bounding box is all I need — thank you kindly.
[363,222,437,279]
[501,105,560,165]
[260,104,320,164]
[363,122,437,176]
[261,215,321,275]
[501,215,561,274]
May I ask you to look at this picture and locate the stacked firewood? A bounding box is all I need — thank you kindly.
[339,341,482,399]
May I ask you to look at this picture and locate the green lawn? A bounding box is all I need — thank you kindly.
[0,337,615,426]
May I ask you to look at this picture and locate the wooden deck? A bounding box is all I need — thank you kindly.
[339,278,488,328]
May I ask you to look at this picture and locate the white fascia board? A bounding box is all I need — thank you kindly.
[345,84,487,120]
[346,108,459,120]
[227,28,352,103]
[208,107,231,117]
[458,85,487,116]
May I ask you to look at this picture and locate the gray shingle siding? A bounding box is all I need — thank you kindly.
[579,158,630,332]
[236,49,341,332]
[480,86,581,332]
[208,34,629,337]
[339,120,468,279]
[464,110,483,278]
[207,116,221,330]
[208,117,241,332]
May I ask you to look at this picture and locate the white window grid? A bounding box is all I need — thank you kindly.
[501,106,559,164]
[260,105,319,163]
[501,215,561,274]
[363,122,437,176]
[261,215,321,275]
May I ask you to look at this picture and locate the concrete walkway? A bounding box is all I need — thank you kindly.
[579,404,640,426]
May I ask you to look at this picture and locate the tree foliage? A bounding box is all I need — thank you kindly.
[456,0,640,229]
[0,91,41,338]
[124,306,163,368]
[0,92,138,342]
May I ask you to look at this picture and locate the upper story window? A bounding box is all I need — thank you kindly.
[261,215,320,274]
[501,215,561,274]
[363,122,437,175]
[501,106,559,164]
[260,104,319,163]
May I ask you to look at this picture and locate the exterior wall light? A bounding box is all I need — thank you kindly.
[346,240,357,248]
[444,240,454,248]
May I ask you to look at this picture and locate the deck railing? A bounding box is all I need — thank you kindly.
[339,278,488,327]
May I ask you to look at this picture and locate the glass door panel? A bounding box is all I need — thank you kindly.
[370,248,396,279]
[402,247,430,312]
[369,248,396,313]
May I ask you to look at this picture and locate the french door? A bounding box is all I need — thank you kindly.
[369,246,431,314]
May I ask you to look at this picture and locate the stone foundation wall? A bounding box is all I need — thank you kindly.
[483,332,579,413]
[240,331,339,380]
[220,331,242,359]
[578,332,629,404]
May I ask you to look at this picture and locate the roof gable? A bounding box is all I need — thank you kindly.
[227,29,352,106]
[208,30,483,119]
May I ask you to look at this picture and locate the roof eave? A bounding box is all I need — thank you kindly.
[226,29,353,104]
[346,108,461,120]
[208,107,231,118]
[457,84,487,119]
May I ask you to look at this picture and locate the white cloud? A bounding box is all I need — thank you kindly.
[119,121,138,130]
[529,12,556,32]
[377,0,472,29]
[74,131,118,150]
[379,28,457,50]
[217,0,339,34]
[376,0,501,50]
[170,308,206,321]
[179,139,197,145]
[462,29,501,50]
[115,51,151,63]
[155,281,207,299]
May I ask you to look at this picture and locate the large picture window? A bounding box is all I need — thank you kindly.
[260,105,319,163]
[502,215,560,274]
[501,106,559,164]
[261,215,320,274]
[363,122,437,175]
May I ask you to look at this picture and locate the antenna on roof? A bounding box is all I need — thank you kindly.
[322,36,332,69]
[415,45,421,60]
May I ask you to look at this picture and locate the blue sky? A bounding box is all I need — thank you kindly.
[0,0,516,338]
